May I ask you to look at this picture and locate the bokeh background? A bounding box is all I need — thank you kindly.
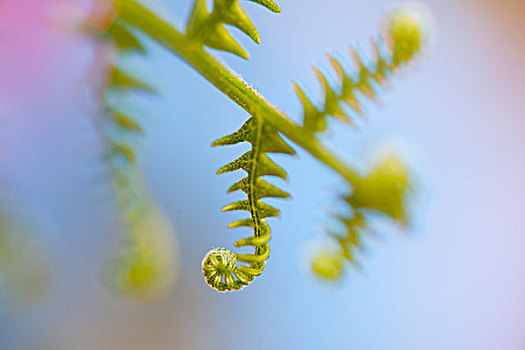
[1,0,524,349]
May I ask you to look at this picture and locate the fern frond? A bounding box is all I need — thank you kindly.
[85,11,178,299]
[186,0,280,59]
[295,11,424,133]
[112,0,430,290]
[312,154,413,281]
[202,116,295,292]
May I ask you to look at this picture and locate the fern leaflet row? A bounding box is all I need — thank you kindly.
[186,0,280,59]
[295,13,423,133]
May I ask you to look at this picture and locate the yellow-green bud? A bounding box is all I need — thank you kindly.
[311,249,345,281]
[348,154,413,226]
[384,4,429,65]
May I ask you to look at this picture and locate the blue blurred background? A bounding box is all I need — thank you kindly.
[1,0,524,348]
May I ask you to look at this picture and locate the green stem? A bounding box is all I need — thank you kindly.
[116,0,360,183]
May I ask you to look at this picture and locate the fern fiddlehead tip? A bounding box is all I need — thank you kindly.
[202,248,242,292]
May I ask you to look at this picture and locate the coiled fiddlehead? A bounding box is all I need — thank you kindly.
[202,116,295,292]
[294,8,425,133]
[186,0,280,59]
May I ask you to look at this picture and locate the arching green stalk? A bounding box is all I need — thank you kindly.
[114,0,361,184]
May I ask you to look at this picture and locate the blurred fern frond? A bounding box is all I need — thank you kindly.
[294,10,424,133]
[288,8,426,281]
[202,116,295,292]
[0,206,51,307]
[312,153,414,281]
[82,7,178,299]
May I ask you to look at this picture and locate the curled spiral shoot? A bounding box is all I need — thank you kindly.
[202,248,241,291]
[203,116,294,292]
